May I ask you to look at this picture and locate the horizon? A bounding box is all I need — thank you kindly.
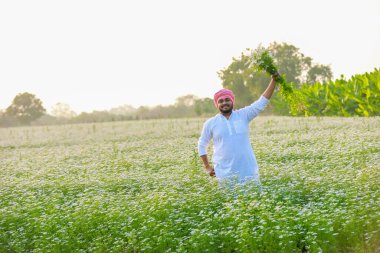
[2,67,379,115]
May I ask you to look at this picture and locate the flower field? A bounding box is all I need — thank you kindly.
[0,117,379,252]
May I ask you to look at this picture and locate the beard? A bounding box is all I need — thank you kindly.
[219,104,233,114]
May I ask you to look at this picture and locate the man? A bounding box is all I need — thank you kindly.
[197,74,278,186]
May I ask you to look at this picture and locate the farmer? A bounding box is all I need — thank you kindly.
[197,73,278,187]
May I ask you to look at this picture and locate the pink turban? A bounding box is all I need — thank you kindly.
[214,89,235,108]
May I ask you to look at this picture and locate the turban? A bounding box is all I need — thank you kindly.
[213,89,235,108]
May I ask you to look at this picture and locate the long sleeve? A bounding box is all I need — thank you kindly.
[198,120,212,156]
[239,96,269,122]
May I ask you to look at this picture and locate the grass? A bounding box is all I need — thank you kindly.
[0,117,379,252]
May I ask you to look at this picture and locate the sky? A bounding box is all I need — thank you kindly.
[1,0,380,113]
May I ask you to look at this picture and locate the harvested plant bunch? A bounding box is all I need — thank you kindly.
[250,46,307,115]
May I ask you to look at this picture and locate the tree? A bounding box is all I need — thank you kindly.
[51,103,77,119]
[268,42,312,85]
[6,92,46,125]
[174,95,197,117]
[175,95,197,107]
[194,98,215,116]
[109,105,136,116]
[218,42,333,112]
[218,53,265,108]
[306,64,333,84]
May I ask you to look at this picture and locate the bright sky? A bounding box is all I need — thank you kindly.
[1,0,380,113]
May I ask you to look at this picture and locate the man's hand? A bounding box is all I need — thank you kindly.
[263,72,279,99]
[271,71,280,81]
[205,165,215,177]
[200,155,215,177]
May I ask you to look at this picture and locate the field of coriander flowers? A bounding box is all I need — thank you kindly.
[0,116,379,253]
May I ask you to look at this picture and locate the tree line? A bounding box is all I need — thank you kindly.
[219,42,378,116]
[0,93,216,127]
[2,42,378,127]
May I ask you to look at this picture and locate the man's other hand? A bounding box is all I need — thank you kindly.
[205,166,215,177]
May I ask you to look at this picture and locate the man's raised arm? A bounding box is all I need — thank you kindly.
[262,73,279,99]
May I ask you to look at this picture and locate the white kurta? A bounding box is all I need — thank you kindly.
[198,96,269,183]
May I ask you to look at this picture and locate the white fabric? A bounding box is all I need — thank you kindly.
[198,96,269,182]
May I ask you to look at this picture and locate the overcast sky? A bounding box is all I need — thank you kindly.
[1,0,379,113]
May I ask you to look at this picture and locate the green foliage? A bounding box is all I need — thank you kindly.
[5,92,46,125]
[194,98,215,116]
[250,46,307,115]
[268,42,314,86]
[250,46,285,83]
[270,92,291,115]
[301,69,380,116]
[0,93,216,127]
[218,42,332,114]
[0,117,379,252]
[218,53,258,108]
[307,64,333,84]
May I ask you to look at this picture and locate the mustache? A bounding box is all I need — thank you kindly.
[219,104,233,113]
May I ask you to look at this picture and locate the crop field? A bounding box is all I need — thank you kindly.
[0,116,379,252]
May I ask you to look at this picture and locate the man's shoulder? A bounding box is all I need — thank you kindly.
[232,108,246,117]
[204,114,220,125]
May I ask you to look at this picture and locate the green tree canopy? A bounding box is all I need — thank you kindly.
[218,42,333,109]
[6,92,46,125]
[306,64,333,84]
[194,97,215,116]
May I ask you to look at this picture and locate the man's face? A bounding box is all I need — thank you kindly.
[217,97,233,114]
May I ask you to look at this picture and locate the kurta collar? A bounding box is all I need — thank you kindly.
[219,110,234,120]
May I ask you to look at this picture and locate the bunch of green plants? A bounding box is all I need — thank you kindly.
[250,46,307,115]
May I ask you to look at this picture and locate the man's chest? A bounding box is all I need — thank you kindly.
[212,117,249,139]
